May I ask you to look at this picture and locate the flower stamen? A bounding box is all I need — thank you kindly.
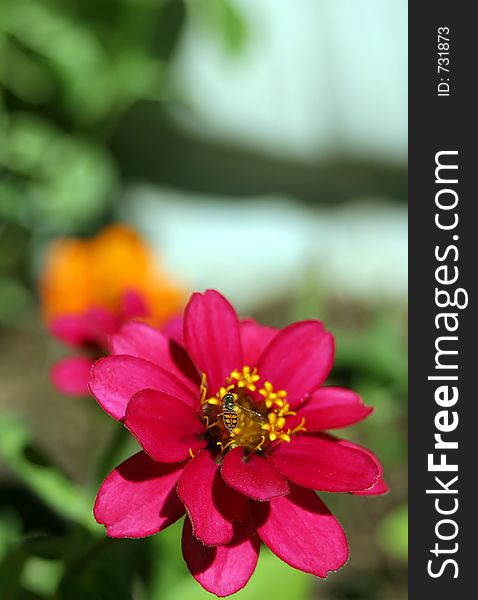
[261,409,293,444]
[200,373,208,405]
[204,415,221,430]
[259,381,288,409]
[229,366,260,392]
[217,439,237,452]
[200,369,306,456]
[252,435,266,453]
[290,417,307,435]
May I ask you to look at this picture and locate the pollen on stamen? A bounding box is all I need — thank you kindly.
[229,366,260,392]
[262,412,292,444]
[259,381,288,409]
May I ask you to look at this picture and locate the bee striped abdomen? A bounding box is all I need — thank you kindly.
[223,411,238,432]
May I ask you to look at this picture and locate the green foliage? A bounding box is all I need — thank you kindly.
[376,504,408,562]
[22,556,63,597]
[0,0,250,241]
[187,0,248,54]
[334,313,407,392]
[2,114,116,234]
[0,276,34,325]
[0,416,96,531]
[2,0,166,125]
[57,537,149,600]
[0,510,22,560]
[0,545,28,598]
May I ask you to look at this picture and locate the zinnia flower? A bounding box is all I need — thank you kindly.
[40,224,184,396]
[90,290,387,597]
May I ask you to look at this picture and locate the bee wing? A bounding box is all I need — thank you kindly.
[239,406,266,423]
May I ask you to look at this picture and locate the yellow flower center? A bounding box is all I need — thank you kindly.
[199,367,306,456]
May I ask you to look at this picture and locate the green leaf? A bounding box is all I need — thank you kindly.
[191,0,248,55]
[5,0,115,123]
[0,415,97,532]
[220,0,248,54]
[4,114,116,234]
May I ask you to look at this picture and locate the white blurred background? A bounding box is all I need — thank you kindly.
[118,0,407,311]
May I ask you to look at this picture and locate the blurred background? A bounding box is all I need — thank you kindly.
[0,0,407,598]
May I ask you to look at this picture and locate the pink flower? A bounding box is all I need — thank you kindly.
[40,224,185,396]
[50,291,151,396]
[90,290,387,597]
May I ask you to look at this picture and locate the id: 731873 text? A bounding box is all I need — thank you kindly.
[437,27,451,97]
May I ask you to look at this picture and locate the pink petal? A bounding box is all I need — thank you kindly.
[109,321,199,392]
[50,308,118,347]
[221,447,289,501]
[125,389,205,463]
[50,315,88,346]
[183,290,243,395]
[335,439,388,496]
[182,516,260,597]
[94,451,185,538]
[269,434,379,492]
[51,356,94,396]
[293,387,373,431]
[89,355,198,421]
[162,315,183,345]
[357,477,388,496]
[240,318,277,366]
[253,483,348,577]
[120,289,150,320]
[177,450,247,546]
[257,321,334,408]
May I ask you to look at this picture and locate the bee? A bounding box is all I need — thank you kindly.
[219,393,264,434]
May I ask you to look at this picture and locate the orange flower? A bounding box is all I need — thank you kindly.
[40,224,184,327]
